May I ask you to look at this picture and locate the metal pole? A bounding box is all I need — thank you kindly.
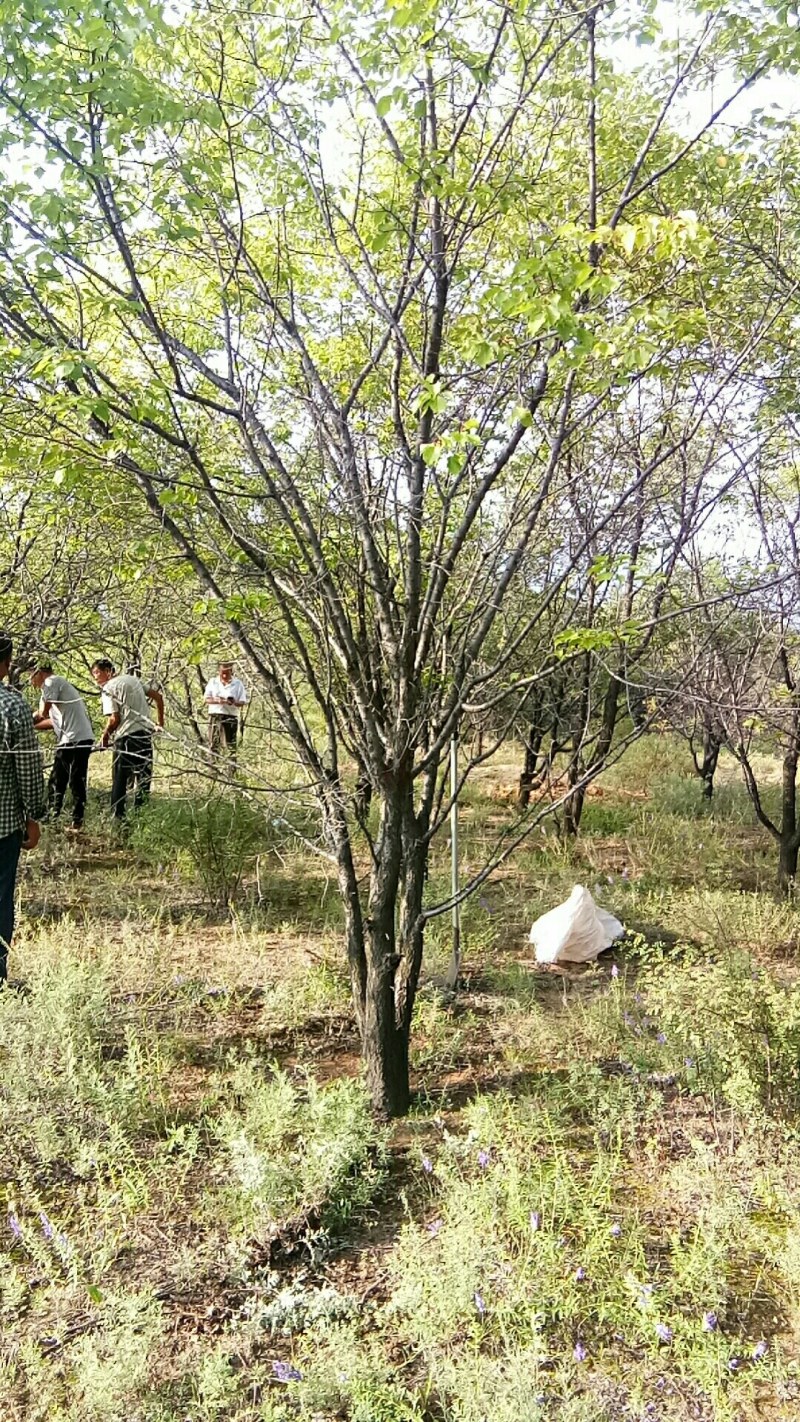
[445,728,460,991]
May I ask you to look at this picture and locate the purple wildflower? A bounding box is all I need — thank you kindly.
[752,1340,768,1361]
[655,1322,673,1344]
[39,1212,54,1241]
[7,1213,21,1240]
[272,1361,302,1383]
[610,1222,622,1238]
[573,1341,588,1363]
[684,1057,695,1069]
[637,1283,654,1309]
[727,1356,742,1373]
[575,1266,587,1282]
[427,1218,443,1236]
[530,1210,541,1232]
[421,1155,433,1174]
[477,1148,491,1169]
[611,963,619,979]
[474,1291,486,1317]
[702,1311,718,1333]
[657,1032,667,1045]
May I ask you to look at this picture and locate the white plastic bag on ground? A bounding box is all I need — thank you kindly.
[529,885,623,965]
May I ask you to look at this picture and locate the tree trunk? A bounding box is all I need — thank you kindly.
[328,752,431,1118]
[778,836,798,896]
[562,672,621,836]
[334,828,368,1039]
[698,716,721,800]
[629,684,647,731]
[359,775,423,1117]
[778,749,799,896]
[700,734,720,800]
[563,774,585,837]
[518,724,544,808]
[354,774,372,825]
[362,902,412,1117]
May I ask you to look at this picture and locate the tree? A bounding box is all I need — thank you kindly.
[0,0,794,1112]
[701,462,800,893]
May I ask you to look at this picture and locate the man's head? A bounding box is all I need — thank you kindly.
[30,662,54,690]
[219,661,234,685]
[0,634,12,679]
[91,658,116,688]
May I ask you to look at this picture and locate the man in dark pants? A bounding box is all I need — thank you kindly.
[90,660,164,819]
[30,663,95,831]
[204,661,248,771]
[0,635,46,981]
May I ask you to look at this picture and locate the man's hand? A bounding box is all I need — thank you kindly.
[22,819,40,851]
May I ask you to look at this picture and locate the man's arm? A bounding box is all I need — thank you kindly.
[146,687,165,728]
[100,710,121,748]
[33,699,54,732]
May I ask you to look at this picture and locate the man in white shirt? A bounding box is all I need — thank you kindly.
[204,661,248,770]
[30,662,95,832]
[90,659,165,820]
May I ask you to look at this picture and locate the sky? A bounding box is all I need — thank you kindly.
[610,0,800,135]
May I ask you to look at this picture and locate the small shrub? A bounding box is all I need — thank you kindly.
[646,950,800,1118]
[0,953,171,1185]
[290,1324,423,1422]
[131,792,272,905]
[211,1061,386,1236]
[68,1291,164,1422]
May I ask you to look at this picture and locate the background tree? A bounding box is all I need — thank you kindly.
[696,455,800,893]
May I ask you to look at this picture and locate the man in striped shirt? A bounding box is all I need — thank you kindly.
[0,635,46,981]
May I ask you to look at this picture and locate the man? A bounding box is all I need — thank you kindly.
[30,662,94,832]
[0,635,45,980]
[90,659,164,820]
[204,661,248,769]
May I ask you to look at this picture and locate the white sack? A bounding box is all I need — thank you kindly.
[529,885,623,965]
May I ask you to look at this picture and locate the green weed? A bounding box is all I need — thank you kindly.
[210,1060,387,1237]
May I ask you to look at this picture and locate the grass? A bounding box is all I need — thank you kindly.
[3,735,800,1418]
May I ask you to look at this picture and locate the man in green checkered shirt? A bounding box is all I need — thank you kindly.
[0,635,45,981]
